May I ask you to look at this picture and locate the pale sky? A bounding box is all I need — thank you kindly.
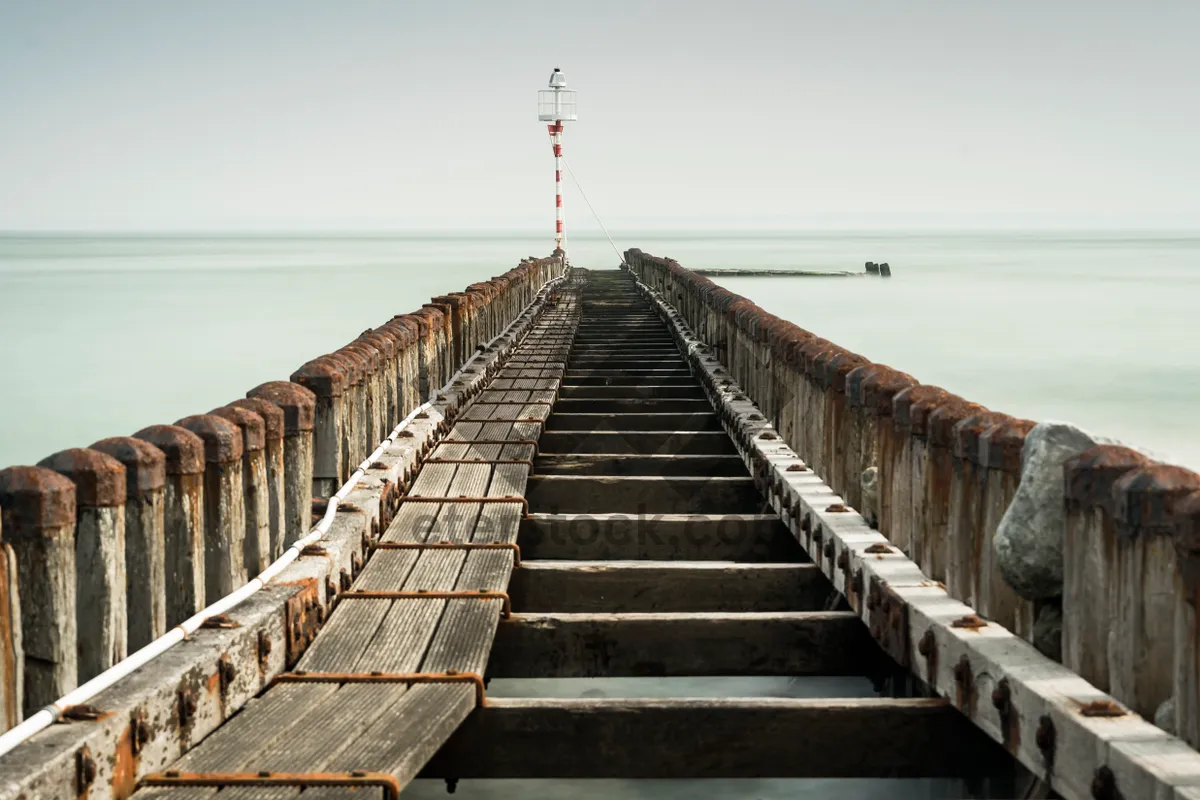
[1,1,1197,231]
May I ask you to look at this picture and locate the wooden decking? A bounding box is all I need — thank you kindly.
[133,270,1007,797]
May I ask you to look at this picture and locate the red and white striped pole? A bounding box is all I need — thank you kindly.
[549,122,565,254]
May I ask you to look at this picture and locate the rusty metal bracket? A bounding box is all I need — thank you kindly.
[866,576,910,668]
[435,438,540,455]
[284,581,323,668]
[370,540,521,565]
[341,588,512,618]
[139,771,400,799]
[275,670,487,706]
[424,458,535,473]
[398,495,530,518]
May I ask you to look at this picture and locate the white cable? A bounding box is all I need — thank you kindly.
[0,272,566,760]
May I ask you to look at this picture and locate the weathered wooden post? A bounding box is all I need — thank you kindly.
[915,394,973,583]
[176,414,247,601]
[861,369,918,539]
[889,386,948,557]
[359,330,397,431]
[843,363,889,512]
[1108,464,1200,719]
[799,339,833,474]
[37,449,127,682]
[246,381,316,547]
[90,437,167,651]
[1173,491,1200,746]
[133,424,206,626]
[946,411,1009,609]
[0,467,75,712]
[341,341,381,458]
[0,506,22,730]
[210,406,270,576]
[291,356,348,498]
[229,397,286,559]
[977,418,1037,635]
[1062,445,1151,693]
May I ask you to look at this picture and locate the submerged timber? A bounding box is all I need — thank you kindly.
[0,251,1197,798]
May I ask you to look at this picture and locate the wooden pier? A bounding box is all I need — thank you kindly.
[4,255,1200,799]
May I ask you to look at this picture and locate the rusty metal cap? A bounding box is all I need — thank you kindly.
[228,398,284,441]
[133,424,206,475]
[89,437,167,496]
[291,356,347,398]
[892,385,948,432]
[359,330,396,361]
[329,349,366,385]
[246,381,316,435]
[1173,491,1200,598]
[0,466,77,530]
[1062,445,1152,513]
[341,341,380,375]
[799,338,834,378]
[37,448,127,508]
[209,406,266,453]
[927,399,987,449]
[1112,463,1200,540]
[911,390,963,440]
[980,419,1037,474]
[861,369,918,417]
[953,412,1012,464]
[845,364,890,409]
[175,415,244,464]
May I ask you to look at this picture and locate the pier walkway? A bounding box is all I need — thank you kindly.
[5,259,1200,799]
[131,270,998,797]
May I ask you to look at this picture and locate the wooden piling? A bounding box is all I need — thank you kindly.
[1109,464,1200,718]
[977,419,1037,636]
[1173,491,1200,747]
[246,381,316,547]
[229,397,286,559]
[133,424,207,625]
[176,414,247,601]
[210,405,271,576]
[0,509,19,731]
[291,357,348,498]
[947,411,1009,610]
[1061,445,1151,693]
[0,467,75,712]
[921,398,982,586]
[36,448,127,682]
[89,436,167,651]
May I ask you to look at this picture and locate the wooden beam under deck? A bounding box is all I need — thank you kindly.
[487,611,880,678]
[419,697,1006,779]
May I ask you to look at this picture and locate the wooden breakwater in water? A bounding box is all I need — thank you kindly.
[0,255,564,793]
[626,247,1200,797]
[694,261,893,278]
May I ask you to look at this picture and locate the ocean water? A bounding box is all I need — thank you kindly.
[2,230,1197,470]
[2,231,1197,797]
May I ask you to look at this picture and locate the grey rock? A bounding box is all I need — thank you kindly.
[1155,696,1176,734]
[1033,600,1063,661]
[994,421,1097,601]
[860,466,879,529]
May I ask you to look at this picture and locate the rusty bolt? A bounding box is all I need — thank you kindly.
[953,656,971,686]
[177,687,198,730]
[1091,765,1119,800]
[787,463,808,472]
[992,678,1012,717]
[258,631,273,670]
[852,569,864,598]
[340,569,352,592]
[218,653,236,696]
[1036,715,1056,762]
[836,550,849,570]
[826,503,848,513]
[823,540,834,559]
[351,551,363,578]
[131,709,151,755]
[866,581,881,611]
[918,629,936,658]
[326,576,338,599]
[864,543,891,554]
[75,745,97,795]
[803,516,814,535]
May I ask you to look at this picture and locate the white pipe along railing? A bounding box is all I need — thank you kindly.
[0,272,566,759]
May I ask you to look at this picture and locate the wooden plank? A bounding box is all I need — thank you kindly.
[558,384,705,399]
[546,413,721,432]
[519,512,807,562]
[533,454,748,477]
[419,697,1006,779]
[537,431,737,455]
[525,475,767,515]
[551,398,712,413]
[487,611,879,678]
[509,561,829,613]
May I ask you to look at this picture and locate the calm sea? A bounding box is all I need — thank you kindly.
[2,231,1197,798]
